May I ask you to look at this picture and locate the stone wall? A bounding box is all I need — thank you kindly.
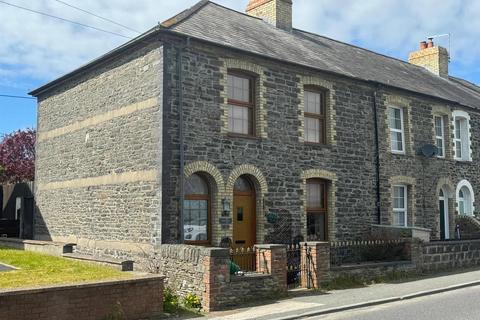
[153,244,287,311]
[0,276,164,320]
[415,240,480,272]
[34,39,163,258]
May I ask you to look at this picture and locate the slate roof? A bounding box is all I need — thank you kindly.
[169,1,480,109]
[31,0,480,110]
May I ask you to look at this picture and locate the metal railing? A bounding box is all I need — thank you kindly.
[230,246,256,272]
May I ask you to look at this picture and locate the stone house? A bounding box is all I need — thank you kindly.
[30,0,480,261]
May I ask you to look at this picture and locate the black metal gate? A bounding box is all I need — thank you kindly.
[287,243,312,289]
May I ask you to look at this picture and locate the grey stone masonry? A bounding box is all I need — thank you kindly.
[34,39,163,259]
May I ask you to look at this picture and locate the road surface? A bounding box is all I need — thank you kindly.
[310,285,480,320]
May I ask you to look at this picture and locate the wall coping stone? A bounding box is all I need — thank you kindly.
[331,260,413,271]
[255,244,286,249]
[371,224,432,232]
[303,241,329,246]
[0,275,165,296]
[423,239,480,246]
[230,274,271,282]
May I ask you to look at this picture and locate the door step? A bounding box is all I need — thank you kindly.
[62,253,134,271]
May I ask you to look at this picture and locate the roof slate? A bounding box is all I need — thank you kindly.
[31,0,480,109]
[171,1,480,108]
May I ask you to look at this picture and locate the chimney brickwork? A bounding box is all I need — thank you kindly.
[246,0,292,31]
[408,40,449,78]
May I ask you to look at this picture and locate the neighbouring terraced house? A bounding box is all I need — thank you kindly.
[30,0,480,261]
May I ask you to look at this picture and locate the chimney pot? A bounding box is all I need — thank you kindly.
[427,38,434,48]
[420,41,427,50]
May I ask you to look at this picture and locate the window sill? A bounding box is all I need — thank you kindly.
[454,158,473,163]
[304,142,331,149]
[226,133,261,140]
[390,151,406,155]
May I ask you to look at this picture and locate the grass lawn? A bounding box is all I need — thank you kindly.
[0,247,131,289]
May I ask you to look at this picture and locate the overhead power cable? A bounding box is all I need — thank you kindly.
[52,0,141,34]
[0,0,133,39]
[0,94,36,100]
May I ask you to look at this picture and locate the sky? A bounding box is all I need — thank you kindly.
[1,0,479,136]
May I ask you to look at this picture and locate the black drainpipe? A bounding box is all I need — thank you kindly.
[178,37,190,244]
[373,86,382,225]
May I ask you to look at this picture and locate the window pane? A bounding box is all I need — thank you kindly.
[305,91,321,114]
[389,107,402,130]
[307,180,325,209]
[393,186,405,209]
[393,211,405,226]
[436,138,444,157]
[435,116,443,136]
[455,119,461,139]
[390,132,403,151]
[234,176,252,193]
[228,105,251,135]
[307,212,326,241]
[305,116,320,143]
[185,174,208,195]
[456,141,462,158]
[228,74,250,102]
[183,200,208,241]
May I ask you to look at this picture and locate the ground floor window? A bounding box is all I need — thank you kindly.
[392,185,407,227]
[184,173,210,244]
[306,179,328,241]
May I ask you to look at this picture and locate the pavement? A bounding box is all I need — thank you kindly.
[204,269,480,320]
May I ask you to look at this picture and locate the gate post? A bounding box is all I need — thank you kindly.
[301,242,330,289]
[255,244,287,292]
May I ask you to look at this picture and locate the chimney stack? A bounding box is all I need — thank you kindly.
[246,0,293,31]
[408,38,449,78]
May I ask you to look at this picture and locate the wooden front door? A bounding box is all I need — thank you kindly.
[232,176,256,248]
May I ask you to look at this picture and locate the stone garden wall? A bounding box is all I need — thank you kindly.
[0,276,164,320]
[155,244,287,311]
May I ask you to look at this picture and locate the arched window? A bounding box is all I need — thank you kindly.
[456,180,475,216]
[184,173,210,243]
[306,179,328,240]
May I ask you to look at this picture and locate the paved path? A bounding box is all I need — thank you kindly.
[205,269,480,320]
[311,285,480,320]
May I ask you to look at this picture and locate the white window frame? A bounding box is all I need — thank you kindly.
[452,110,472,162]
[434,115,445,158]
[456,180,475,216]
[393,185,408,227]
[388,106,406,154]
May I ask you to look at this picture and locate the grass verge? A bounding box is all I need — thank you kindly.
[0,247,130,289]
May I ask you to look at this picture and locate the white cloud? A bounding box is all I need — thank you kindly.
[0,0,478,88]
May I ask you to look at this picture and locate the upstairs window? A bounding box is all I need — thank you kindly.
[388,106,405,154]
[453,112,471,161]
[304,88,326,144]
[434,116,445,158]
[392,185,407,227]
[227,72,255,136]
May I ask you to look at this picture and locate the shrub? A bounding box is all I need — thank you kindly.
[183,292,202,310]
[163,287,179,313]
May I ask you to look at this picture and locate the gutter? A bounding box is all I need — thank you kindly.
[372,85,382,225]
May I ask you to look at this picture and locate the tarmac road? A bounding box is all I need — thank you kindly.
[310,285,480,320]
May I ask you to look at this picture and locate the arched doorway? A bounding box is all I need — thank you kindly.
[439,188,450,240]
[232,175,256,248]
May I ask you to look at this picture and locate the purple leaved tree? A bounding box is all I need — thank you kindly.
[0,129,36,183]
